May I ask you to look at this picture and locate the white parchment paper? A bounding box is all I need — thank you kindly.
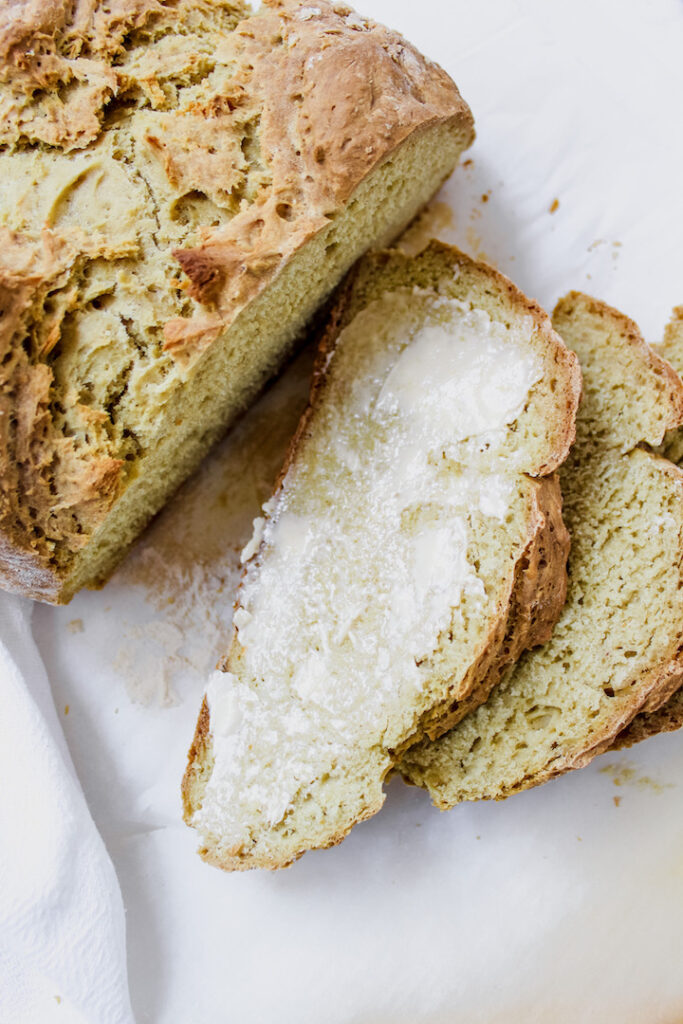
[32,1,683,1020]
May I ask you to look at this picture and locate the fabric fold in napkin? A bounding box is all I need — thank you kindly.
[0,593,133,1024]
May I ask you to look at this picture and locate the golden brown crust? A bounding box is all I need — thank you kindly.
[181,695,211,822]
[183,242,580,870]
[0,0,474,602]
[166,5,473,329]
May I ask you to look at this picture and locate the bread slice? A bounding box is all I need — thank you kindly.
[0,0,474,603]
[611,306,683,750]
[400,292,683,806]
[182,241,581,870]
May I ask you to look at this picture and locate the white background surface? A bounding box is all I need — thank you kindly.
[27,0,683,1021]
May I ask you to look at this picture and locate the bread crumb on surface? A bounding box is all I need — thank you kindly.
[464,226,492,265]
[63,705,69,716]
[549,198,560,213]
[601,760,673,793]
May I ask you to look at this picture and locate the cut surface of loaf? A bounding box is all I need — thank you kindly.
[182,242,581,870]
[400,292,683,807]
[0,0,474,603]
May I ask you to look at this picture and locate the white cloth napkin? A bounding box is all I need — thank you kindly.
[0,593,133,1024]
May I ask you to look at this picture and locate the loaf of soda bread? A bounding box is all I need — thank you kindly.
[0,0,474,602]
[400,293,683,805]
[182,242,581,870]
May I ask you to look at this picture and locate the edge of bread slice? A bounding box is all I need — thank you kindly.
[182,241,580,870]
[400,292,683,807]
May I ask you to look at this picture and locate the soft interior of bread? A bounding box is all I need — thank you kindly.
[400,293,683,806]
[188,255,577,869]
[58,121,467,599]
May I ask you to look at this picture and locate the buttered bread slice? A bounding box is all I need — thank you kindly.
[400,293,683,806]
[182,242,580,870]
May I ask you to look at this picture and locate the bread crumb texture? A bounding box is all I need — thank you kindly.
[0,0,473,601]
[183,243,580,870]
[400,292,683,807]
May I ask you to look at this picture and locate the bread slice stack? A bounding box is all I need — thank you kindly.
[0,0,474,602]
[400,293,683,805]
[182,242,581,870]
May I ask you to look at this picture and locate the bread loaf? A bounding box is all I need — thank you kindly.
[400,292,683,806]
[0,0,474,602]
[182,242,580,870]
